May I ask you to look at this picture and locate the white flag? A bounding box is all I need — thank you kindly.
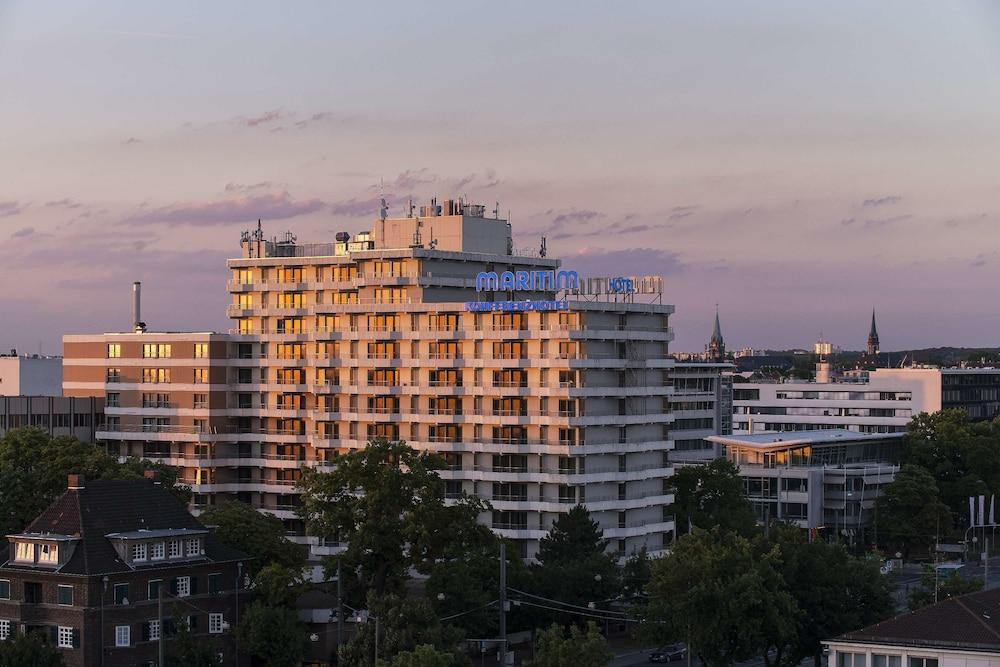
[980,495,986,528]
[971,497,978,527]
[990,495,995,526]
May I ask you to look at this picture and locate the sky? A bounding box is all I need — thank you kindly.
[2,1,1000,354]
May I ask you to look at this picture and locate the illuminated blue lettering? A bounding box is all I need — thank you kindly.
[499,271,516,290]
[476,272,500,291]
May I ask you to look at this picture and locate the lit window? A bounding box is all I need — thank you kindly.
[194,368,209,384]
[185,538,201,557]
[168,540,182,558]
[13,542,32,562]
[209,613,223,634]
[107,343,121,358]
[38,543,58,564]
[175,576,190,598]
[148,620,160,641]
[150,542,165,560]
[194,343,209,359]
[132,543,147,562]
[0,620,9,641]
[115,625,130,647]
[58,626,73,648]
[57,585,73,606]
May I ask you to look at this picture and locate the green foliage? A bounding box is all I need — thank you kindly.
[621,547,652,599]
[236,600,309,667]
[669,458,758,536]
[764,524,894,667]
[0,631,66,667]
[530,505,620,619]
[643,528,798,667]
[383,644,456,667]
[298,438,488,600]
[340,593,468,667]
[907,566,983,610]
[529,622,612,667]
[199,500,306,576]
[876,464,951,558]
[0,427,188,536]
[166,622,219,667]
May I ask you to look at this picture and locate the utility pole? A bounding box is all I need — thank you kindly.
[499,541,508,666]
[158,584,164,667]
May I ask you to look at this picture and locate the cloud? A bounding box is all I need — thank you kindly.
[11,227,34,238]
[45,198,83,209]
[0,201,22,217]
[330,192,414,218]
[970,256,988,268]
[566,247,685,278]
[862,195,901,207]
[121,191,326,226]
[224,181,277,193]
[668,205,699,221]
[551,209,601,226]
[122,137,141,145]
[841,214,912,229]
[232,109,288,128]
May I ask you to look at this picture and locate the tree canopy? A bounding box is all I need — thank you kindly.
[907,566,983,611]
[669,458,757,536]
[876,464,951,558]
[0,632,66,667]
[529,622,612,667]
[198,500,306,576]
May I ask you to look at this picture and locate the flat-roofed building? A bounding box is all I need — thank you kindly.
[64,199,677,560]
[668,361,733,462]
[0,396,104,442]
[707,429,903,538]
[0,353,62,396]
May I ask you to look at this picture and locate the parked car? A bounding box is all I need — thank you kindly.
[649,643,687,663]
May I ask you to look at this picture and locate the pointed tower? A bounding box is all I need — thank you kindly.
[707,306,726,362]
[866,308,880,356]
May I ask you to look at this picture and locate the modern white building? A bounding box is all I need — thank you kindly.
[707,429,903,536]
[65,198,678,560]
[826,587,1000,667]
[0,353,62,396]
[668,361,733,462]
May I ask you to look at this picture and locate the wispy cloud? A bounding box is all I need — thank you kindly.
[224,182,278,194]
[862,195,902,207]
[11,227,34,239]
[121,191,325,226]
[122,137,141,145]
[0,201,22,217]
[45,199,83,209]
[668,205,699,221]
[567,247,685,277]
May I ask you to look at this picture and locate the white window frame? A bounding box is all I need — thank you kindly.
[176,576,191,598]
[149,619,160,641]
[115,625,130,647]
[14,542,33,563]
[168,540,182,559]
[0,620,9,641]
[209,613,223,634]
[185,538,201,557]
[150,542,165,561]
[132,543,147,562]
[57,626,73,648]
[38,543,58,564]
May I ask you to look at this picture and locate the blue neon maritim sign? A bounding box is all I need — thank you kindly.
[475,270,579,292]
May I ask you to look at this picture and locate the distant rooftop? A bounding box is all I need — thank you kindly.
[708,429,905,450]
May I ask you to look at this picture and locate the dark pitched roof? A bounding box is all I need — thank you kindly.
[836,587,1000,652]
[2,479,246,575]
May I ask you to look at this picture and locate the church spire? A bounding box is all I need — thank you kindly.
[707,304,726,362]
[866,308,880,356]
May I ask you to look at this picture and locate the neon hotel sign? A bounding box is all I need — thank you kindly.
[465,270,635,312]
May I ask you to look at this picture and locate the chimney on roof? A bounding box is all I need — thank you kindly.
[68,474,85,490]
[143,469,161,484]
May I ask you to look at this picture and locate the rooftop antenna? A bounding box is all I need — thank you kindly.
[540,236,547,258]
[493,201,500,219]
[408,198,415,218]
[428,225,438,250]
[379,179,388,222]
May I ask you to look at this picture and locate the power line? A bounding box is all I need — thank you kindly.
[506,587,627,616]
[439,600,499,622]
[511,599,639,624]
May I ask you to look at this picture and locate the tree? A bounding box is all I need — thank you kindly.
[237,600,309,667]
[199,500,306,576]
[529,622,612,667]
[907,566,983,610]
[669,458,757,536]
[298,438,487,600]
[385,644,456,667]
[0,631,65,667]
[876,464,951,558]
[764,524,893,667]
[166,621,221,667]
[530,505,620,619]
[621,547,652,599]
[643,528,798,667]
[339,592,467,667]
[0,428,189,536]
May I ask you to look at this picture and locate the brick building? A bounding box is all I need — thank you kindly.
[0,474,248,667]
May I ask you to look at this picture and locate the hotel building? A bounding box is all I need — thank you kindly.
[64,200,676,560]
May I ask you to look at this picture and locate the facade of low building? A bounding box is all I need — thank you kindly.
[825,587,1000,667]
[0,354,63,397]
[0,474,248,667]
[0,395,104,442]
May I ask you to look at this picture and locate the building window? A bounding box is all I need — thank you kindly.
[175,576,191,598]
[0,581,8,600]
[168,540,182,558]
[873,656,902,667]
[148,620,161,641]
[150,542,165,561]
[114,583,130,605]
[194,368,209,384]
[193,393,208,409]
[908,660,937,667]
[194,343,209,358]
[186,538,201,557]
[209,613,224,634]
[57,585,73,606]
[58,626,73,648]
[38,543,58,564]
[142,368,171,383]
[106,367,122,383]
[208,573,222,594]
[13,542,33,562]
[132,543,148,562]
[142,343,172,358]
[115,625,130,647]
[107,343,121,358]
[148,580,161,600]
[839,654,867,667]
[23,582,41,604]
[0,620,9,641]
[106,392,120,408]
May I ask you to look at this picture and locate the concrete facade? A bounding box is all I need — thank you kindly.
[0,355,62,396]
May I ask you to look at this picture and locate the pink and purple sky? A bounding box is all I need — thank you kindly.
[2,1,1000,353]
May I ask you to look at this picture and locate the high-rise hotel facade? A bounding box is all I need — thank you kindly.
[64,200,676,560]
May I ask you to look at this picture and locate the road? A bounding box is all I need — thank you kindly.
[609,648,817,667]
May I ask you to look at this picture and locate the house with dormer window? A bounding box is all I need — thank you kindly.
[0,473,248,667]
